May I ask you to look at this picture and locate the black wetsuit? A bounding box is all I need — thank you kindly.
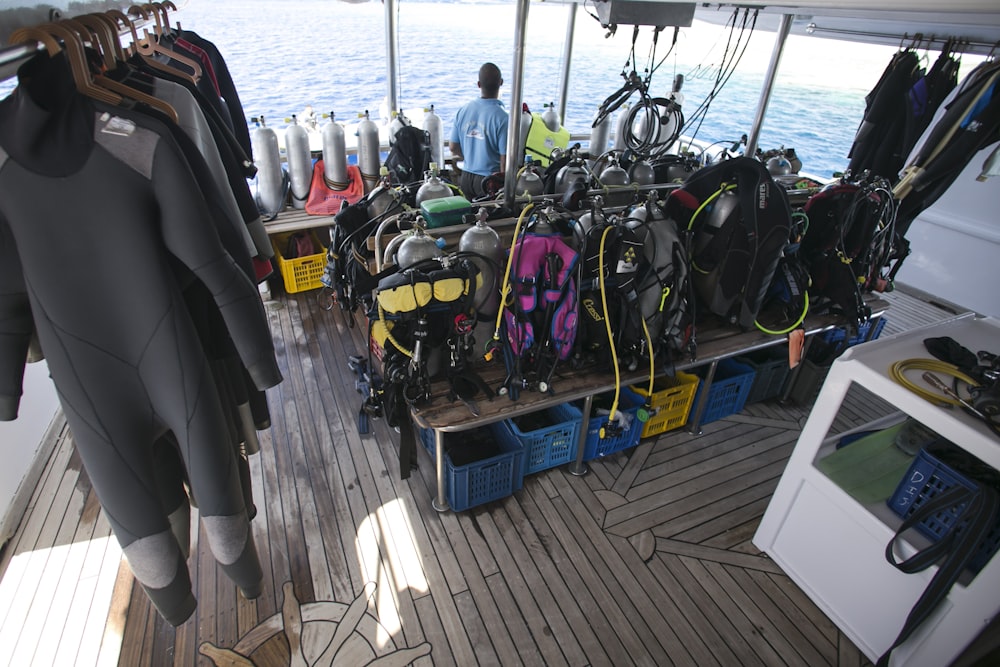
[0,53,282,625]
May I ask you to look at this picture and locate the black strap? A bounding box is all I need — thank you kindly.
[877,483,999,666]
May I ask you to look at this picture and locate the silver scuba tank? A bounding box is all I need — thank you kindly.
[515,156,544,197]
[628,159,655,185]
[459,208,504,318]
[612,102,631,151]
[367,166,397,219]
[415,163,452,206]
[577,195,605,235]
[767,154,792,176]
[589,108,611,159]
[250,116,285,216]
[284,114,312,209]
[554,148,589,195]
[423,105,444,167]
[357,110,381,193]
[321,111,348,189]
[541,101,560,132]
[396,220,445,269]
[599,152,630,186]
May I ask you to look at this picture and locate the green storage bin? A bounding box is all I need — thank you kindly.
[420,195,471,228]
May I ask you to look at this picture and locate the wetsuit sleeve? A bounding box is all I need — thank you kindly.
[151,138,282,391]
[0,217,31,420]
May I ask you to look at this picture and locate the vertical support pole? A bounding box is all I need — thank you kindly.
[432,428,450,512]
[384,0,400,125]
[503,0,531,205]
[568,394,593,476]
[744,13,793,159]
[557,2,577,128]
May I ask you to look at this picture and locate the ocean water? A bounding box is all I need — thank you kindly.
[4,1,979,178]
[173,0,903,178]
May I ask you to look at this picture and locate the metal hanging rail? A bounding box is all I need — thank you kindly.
[803,22,1000,55]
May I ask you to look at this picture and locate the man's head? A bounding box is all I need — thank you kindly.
[478,63,503,98]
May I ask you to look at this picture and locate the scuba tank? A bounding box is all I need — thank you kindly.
[415,162,452,206]
[598,151,630,186]
[541,102,560,132]
[554,147,589,195]
[367,166,398,219]
[767,154,792,176]
[612,102,631,151]
[628,159,655,185]
[589,107,611,159]
[321,111,348,190]
[459,208,504,318]
[516,103,532,169]
[389,108,410,146]
[423,105,444,168]
[356,110,381,193]
[515,156,544,197]
[284,114,312,209]
[577,194,606,237]
[250,116,285,216]
[396,219,445,269]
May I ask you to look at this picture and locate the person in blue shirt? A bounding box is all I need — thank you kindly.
[449,62,509,199]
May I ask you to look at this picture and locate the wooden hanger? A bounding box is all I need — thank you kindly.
[65,16,115,71]
[78,13,127,65]
[113,7,199,84]
[8,23,122,106]
[127,4,201,81]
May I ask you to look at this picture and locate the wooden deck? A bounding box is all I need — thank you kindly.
[0,285,977,666]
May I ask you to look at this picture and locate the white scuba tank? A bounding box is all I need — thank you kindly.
[516,103,532,169]
[589,108,611,159]
[357,110,381,193]
[284,114,312,209]
[321,111,348,189]
[613,102,631,151]
[250,116,285,216]
[459,209,504,318]
[541,102,560,132]
[423,105,444,167]
[388,109,410,146]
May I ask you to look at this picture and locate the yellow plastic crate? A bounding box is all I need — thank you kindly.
[271,231,327,293]
[631,370,700,438]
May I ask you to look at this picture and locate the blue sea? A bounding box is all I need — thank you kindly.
[173,0,903,178]
[8,0,974,178]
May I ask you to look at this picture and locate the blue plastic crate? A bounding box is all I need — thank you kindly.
[822,317,888,348]
[419,425,525,512]
[500,406,582,476]
[558,388,645,461]
[694,358,756,424]
[888,441,1000,576]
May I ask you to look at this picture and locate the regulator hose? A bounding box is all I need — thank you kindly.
[599,225,621,426]
[888,358,979,407]
[491,203,534,347]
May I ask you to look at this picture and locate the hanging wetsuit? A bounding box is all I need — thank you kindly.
[0,53,282,625]
[848,49,922,179]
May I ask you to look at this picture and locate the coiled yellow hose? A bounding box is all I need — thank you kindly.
[888,358,980,407]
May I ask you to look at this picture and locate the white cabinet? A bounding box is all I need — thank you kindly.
[754,313,1000,667]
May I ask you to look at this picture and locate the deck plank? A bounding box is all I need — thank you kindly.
[0,284,963,667]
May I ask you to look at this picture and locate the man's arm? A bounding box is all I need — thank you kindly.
[448,141,463,161]
[499,154,506,174]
